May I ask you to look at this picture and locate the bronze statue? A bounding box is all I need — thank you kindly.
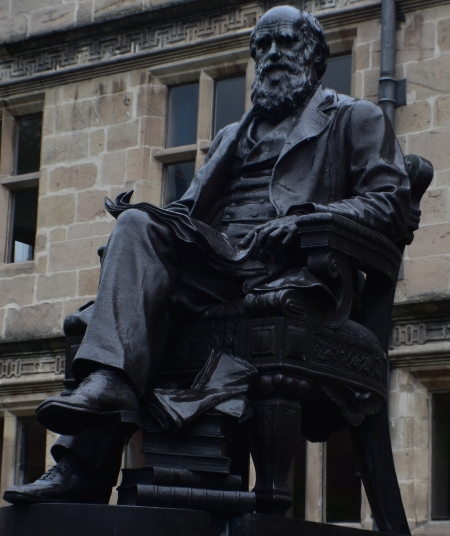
[4,7,427,535]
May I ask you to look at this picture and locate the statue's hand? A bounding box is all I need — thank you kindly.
[239,215,299,260]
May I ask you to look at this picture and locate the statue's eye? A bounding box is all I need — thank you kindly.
[278,34,298,47]
[255,36,271,52]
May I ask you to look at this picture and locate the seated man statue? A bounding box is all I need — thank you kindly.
[4,5,409,504]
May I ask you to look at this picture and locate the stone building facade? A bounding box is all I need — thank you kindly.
[0,0,450,532]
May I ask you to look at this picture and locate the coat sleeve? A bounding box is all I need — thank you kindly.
[303,100,411,242]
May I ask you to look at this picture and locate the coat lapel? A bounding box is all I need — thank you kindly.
[278,85,335,162]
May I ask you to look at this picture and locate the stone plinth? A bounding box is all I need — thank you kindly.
[0,504,401,536]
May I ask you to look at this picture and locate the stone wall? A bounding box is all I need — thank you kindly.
[0,0,378,44]
[0,68,167,340]
[352,5,450,304]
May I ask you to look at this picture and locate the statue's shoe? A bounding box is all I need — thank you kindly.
[3,454,111,505]
[36,369,140,435]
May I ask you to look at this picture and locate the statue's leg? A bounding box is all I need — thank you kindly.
[73,208,183,396]
[349,404,411,535]
[249,387,302,516]
[2,424,129,504]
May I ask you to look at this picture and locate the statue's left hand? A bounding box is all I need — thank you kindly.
[239,215,299,261]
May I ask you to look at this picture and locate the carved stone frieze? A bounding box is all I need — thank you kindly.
[391,321,450,348]
[0,354,65,379]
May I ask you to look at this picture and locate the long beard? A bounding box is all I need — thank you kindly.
[251,59,315,123]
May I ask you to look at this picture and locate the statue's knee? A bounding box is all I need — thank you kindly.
[116,208,147,226]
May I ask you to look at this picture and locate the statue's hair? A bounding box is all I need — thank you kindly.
[250,8,330,80]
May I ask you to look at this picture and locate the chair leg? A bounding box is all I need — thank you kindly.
[349,403,411,535]
[249,397,302,516]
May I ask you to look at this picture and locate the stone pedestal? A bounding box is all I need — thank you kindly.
[0,504,400,536]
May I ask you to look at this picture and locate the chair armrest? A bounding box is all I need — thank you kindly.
[295,213,403,283]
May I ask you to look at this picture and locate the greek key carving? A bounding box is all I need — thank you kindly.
[0,0,352,87]
[0,356,64,379]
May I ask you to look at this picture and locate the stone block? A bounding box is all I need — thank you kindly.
[78,267,101,296]
[127,147,151,183]
[49,163,98,192]
[67,220,115,240]
[101,151,127,186]
[408,222,450,257]
[94,0,142,20]
[35,233,47,254]
[49,235,107,271]
[355,43,370,71]
[50,227,67,242]
[394,100,431,135]
[0,262,35,278]
[133,179,162,205]
[407,128,450,171]
[76,189,109,222]
[419,188,448,225]
[90,129,105,156]
[362,68,379,101]
[38,194,76,228]
[0,275,36,307]
[0,1,10,18]
[35,254,49,274]
[438,18,450,52]
[395,256,450,300]
[140,116,165,148]
[106,121,139,152]
[76,0,93,25]
[393,449,414,480]
[11,0,61,16]
[42,132,89,165]
[434,169,450,187]
[36,272,77,301]
[137,84,167,118]
[39,168,49,197]
[0,308,5,339]
[62,297,95,320]
[62,80,106,102]
[130,69,152,87]
[353,71,363,100]
[55,100,95,132]
[43,108,56,136]
[434,95,450,127]
[406,56,450,99]
[396,15,435,63]
[29,3,76,36]
[4,302,63,340]
[356,19,380,45]
[413,449,430,481]
[0,13,28,42]
[96,93,133,125]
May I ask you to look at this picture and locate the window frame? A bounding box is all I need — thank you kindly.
[0,95,44,265]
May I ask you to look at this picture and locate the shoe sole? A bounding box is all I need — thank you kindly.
[36,400,140,435]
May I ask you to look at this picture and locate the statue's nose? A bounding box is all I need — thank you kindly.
[268,41,281,60]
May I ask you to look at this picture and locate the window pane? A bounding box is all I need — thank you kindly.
[214,75,246,137]
[16,114,43,175]
[15,417,46,485]
[322,55,352,97]
[11,187,38,263]
[326,428,361,523]
[432,393,450,519]
[165,161,195,205]
[167,84,199,148]
[292,436,307,520]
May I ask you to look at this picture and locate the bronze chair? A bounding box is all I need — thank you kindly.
[63,154,432,534]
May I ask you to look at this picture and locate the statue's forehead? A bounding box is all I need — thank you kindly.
[255,18,298,34]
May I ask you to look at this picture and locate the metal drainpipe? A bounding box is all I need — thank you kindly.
[379,0,406,128]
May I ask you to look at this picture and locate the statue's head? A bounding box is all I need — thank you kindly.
[250,6,329,122]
